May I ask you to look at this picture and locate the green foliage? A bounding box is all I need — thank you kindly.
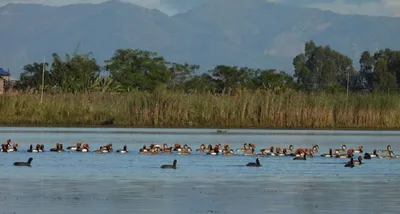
[293,41,354,91]
[104,49,171,92]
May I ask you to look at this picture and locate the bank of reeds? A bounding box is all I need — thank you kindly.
[0,89,400,129]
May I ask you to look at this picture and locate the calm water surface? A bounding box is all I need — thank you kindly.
[1,127,400,214]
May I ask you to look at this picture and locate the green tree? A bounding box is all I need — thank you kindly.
[294,40,354,91]
[104,49,171,92]
[51,52,100,92]
[253,69,294,92]
[208,65,256,91]
[167,63,200,90]
[17,62,51,90]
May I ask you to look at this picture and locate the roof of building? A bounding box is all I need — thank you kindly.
[0,68,10,76]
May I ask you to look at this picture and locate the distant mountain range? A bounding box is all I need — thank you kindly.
[1,0,400,78]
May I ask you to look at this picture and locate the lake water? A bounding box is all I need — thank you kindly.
[1,127,400,214]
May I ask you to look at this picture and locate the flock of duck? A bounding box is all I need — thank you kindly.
[2,140,398,168]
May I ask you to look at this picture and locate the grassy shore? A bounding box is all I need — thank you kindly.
[0,90,400,129]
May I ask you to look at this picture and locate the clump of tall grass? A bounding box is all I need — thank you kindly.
[0,89,400,129]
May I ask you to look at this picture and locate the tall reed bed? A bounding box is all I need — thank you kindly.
[0,90,400,129]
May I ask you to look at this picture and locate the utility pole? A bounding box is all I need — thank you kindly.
[347,44,358,105]
[40,56,45,103]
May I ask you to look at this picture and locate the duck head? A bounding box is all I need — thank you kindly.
[270,146,274,152]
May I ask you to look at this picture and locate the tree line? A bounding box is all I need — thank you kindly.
[16,40,400,94]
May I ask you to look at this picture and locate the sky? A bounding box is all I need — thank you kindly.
[0,0,399,17]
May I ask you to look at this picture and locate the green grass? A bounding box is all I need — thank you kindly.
[1,90,400,129]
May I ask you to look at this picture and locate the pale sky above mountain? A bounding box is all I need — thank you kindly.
[0,0,399,17]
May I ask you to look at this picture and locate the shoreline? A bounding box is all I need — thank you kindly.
[1,123,400,131]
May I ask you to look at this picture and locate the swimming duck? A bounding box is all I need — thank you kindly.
[284,145,294,153]
[1,139,11,152]
[293,154,306,160]
[207,144,221,155]
[13,157,33,167]
[206,147,219,155]
[139,145,149,154]
[378,145,392,153]
[344,158,354,168]
[336,149,354,159]
[363,153,371,159]
[222,144,234,155]
[335,145,347,153]
[161,159,177,169]
[97,144,112,153]
[335,152,348,159]
[246,158,261,167]
[353,146,364,153]
[236,143,248,152]
[269,146,282,156]
[39,144,44,152]
[50,143,64,152]
[162,147,172,154]
[94,146,105,154]
[196,144,207,152]
[369,149,379,158]
[27,144,37,153]
[321,148,333,157]
[77,143,89,152]
[256,149,267,156]
[353,156,363,165]
[294,148,309,156]
[364,149,379,159]
[182,144,192,152]
[267,147,286,156]
[161,144,172,154]
[59,144,65,152]
[2,142,18,152]
[67,142,81,151]
[276,148,288,156]
[380,151,395,159]
[260,146,274,154]
[310,145,319,153]
[116,145,128,153]
[10,142,18,152]
[244,148,256,156]
[173,143,182,152]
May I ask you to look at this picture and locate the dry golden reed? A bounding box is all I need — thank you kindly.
[0,89,399,129]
